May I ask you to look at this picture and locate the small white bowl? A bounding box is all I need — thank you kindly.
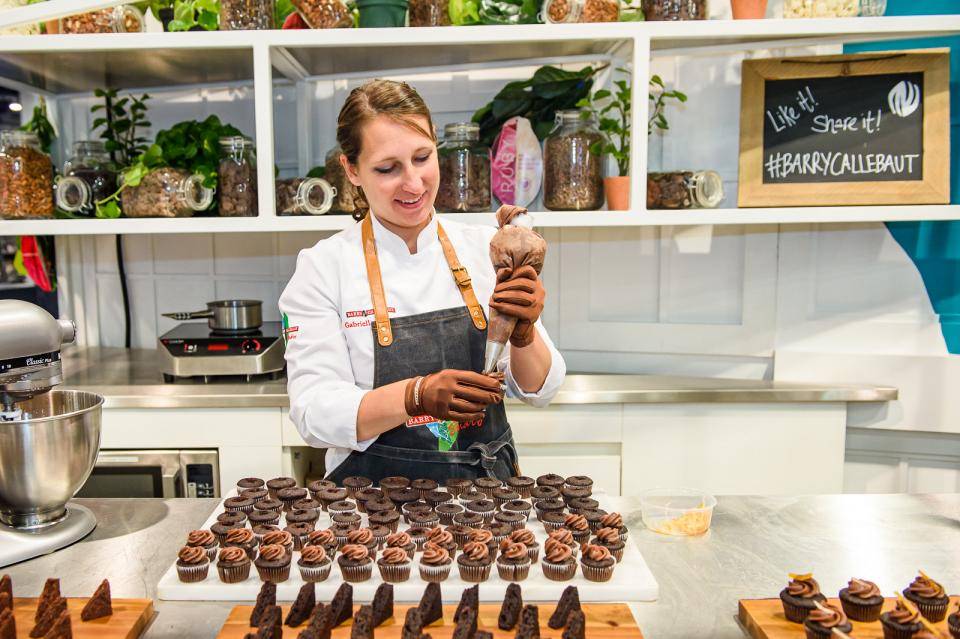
[640,488,717,536]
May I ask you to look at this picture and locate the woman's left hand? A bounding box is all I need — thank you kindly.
[489,265,545,348]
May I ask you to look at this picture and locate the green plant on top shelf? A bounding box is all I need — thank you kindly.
[19,96,56,155]
[168,0,220,30]
[92,88,152,168]
[647,74,687,135]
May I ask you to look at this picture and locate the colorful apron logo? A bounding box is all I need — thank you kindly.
[406,415,483,451]
[281,312,298,343]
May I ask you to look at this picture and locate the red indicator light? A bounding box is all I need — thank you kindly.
[207,344,229,351]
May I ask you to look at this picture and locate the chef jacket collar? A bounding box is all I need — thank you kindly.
[368,209,439,256]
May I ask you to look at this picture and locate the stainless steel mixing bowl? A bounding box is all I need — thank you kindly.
[0,390,102,528]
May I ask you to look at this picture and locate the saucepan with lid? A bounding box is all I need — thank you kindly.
[162,299,262,332]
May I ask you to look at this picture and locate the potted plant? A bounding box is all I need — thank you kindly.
[137,0,219,30]
[730,0,766,19]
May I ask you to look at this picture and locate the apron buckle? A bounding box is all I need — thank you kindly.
[451,266,472,288]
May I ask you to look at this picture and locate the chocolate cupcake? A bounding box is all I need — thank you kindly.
[563,514,591,544]
[540,511,568,532]
[253,498,283,514]
[385,531,416,559]
[365,497,398,515]
[237,477,265,491]
[547,529,579,558]
[285,522,314,550]
[458,490,487,507]
[580,543,615,582]
[465,498,496,523]
[838,578,884,622]
[343,476,373,499]
[277,487,308,512]
[425,526,458,559]
[536,474,566,489]
[261,530,294,555]
[307,478,336,499]
[176,546,210,582]
[216,511,247,526]
[240,488,269,504]
[318,487,348,511]
[529,485,561,504]
[453,512,484,528]
[501,500,532,522]
[435,502,464,525]
[328,499,357,517]
[223,527,258,560]
[338,544,373,582]
[187,530,218,560]
[224,496,255,514]
[599,512,629,542]
[565,475,594,490]
[468,528,498,559]
[457,540,494,582]
[355,488,384,513]
[255,544,291,582]
[593,527,625,562]
[369,510,401,532]
[568,497,600,515]
[419,542,453,582]
[298,545,332,583]
[251,524,279,544]
[331,521,357,542]
[286,508,320,529]
[497,541,531,582]
[903,571,950,622]
[266,476,296,499]
[248,509,281,527]
[424,490,452,509]
[483,521,513,544]
[292,498,321,512]
[211,521,244,545]
[534,498,566,521]
[402,501,433,523]
[447,524,474,549]
[474,477,503,497]
[306,528,339,558]
[492,487,521,508]
[947,602,960,639]
[541,538,576,581]
[345,528,379,559]
[217,546,251,583]
[411,478,439,498]
[582,508,609,532]
[506,476,535,498]
[561,485,591,505]
[409,511,441,530]
[379,476,411,492]
[406,527,430,551]
[880,596,924,639]
[780,574,827,623]
[444,477,472,497]
[378,547,412,583]
[387,488,420,510]
[803,602,852,639]
[370,525,391,549]
[509,529,540,563]
[332,512,362,529]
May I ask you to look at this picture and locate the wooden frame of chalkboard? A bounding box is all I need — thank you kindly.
[738,50,950,207]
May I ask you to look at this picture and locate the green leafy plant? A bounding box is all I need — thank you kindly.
[472,64,606,146]
[92,88,151,167]
[134,0,174,20]
[449,0,480,24]
[168,0,219,30]
[275,0,297,27]
[19,96,56,154]
[647,74,687,135]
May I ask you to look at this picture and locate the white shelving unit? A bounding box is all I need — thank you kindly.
[0,14,958,235]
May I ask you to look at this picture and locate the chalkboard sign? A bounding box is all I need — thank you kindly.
[738,51,950,207]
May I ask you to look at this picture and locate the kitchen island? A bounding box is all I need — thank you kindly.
[5,494,958,638]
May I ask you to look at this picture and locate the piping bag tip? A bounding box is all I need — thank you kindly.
[483,340,506,376]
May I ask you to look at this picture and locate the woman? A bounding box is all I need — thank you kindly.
[279,79,566,483]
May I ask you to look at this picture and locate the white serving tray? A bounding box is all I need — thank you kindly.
[157,491,658,603]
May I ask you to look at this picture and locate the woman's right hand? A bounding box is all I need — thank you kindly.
[405,369,504,422]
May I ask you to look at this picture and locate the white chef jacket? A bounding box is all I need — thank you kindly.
[278,212,566,473]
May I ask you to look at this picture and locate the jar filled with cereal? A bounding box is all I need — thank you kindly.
[220,0,275,29]
[641,0,707,19]
[543,110,604,211]
[291,0,354,27]
[0,130,54,220]
[60,5,144,33]
[783,0,857,17]
[436,122,491,213]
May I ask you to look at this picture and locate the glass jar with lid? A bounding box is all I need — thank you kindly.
[276,177,337,215]
[646,171,724,209]
[436,122,491,213]
[543,0,619,22]
[324,145,365,216]
[291,0,354,27]
[409,0,451,25]
[782,0,856,17]
[0,130,54,220]
[120,168,214,218]
[55,141,118,218]
[543,110,604,211]
[220,0,275,29]
[218,136,258,217]
[641,0,707,19]
[60,5,144,33]
[0,0,40,35]
[858,0,885,15]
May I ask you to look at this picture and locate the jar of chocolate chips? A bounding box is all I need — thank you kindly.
[543,109,604,211]
[220,0,275,29]
[218,136,258,217]
[0,130,54,220]
[641,0,707,20]
[55,141,118,218]
[646,170,723,209]
[436,122,491,213]
[59,5,145,33]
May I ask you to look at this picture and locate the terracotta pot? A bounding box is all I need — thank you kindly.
[604,176,630,211]
[730,0,767,18]
[44,19,60,34]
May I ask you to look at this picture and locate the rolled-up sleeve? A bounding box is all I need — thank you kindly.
[498,319,566,407]
[279,246,377,452]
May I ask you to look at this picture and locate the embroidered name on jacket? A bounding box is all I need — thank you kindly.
[406,414,484,451]
[343,307,396,329]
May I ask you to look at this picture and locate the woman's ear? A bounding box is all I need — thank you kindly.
[340,154,362,187]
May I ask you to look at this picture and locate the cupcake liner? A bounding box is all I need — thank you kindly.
[608,546,624,563]
[355,502,368,514]
[500,519,525,532]
[905,596,949,623]
[290,534,308,551]
[298,562,332,583]
[438,512,460,526]
[541,519,566,533]
[581,561,614,583]
[255,562,291,583]
[880,620,920,639]
[497,559,531,582]
[218,562,251,584]
[504,510,531,524]
[572,530,591,545]
[458,561,492,583]
[409,519,440,529]
[618,530,629,543]
[340,561,374,583]
[225,503,254,514]
[839,598,883,623]
[948,615,960,639]
[541,559,576,582]
[474,511,495,523]
[378,561,412,583]
[200,545,218,561]
[526,545,540,563]
[251,514,281,526]
[419,562,452,583]
[781,598,818,624]
[177,562,209,583]
[587,520,605,533]
[450,530,472,548]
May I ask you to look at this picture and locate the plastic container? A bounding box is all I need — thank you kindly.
[640,488,717,536]
[646,170,724,209]
[55,141,117,218]
[120,168,214,218]
[0,130,54,220]
[782,0,857,17]
[641,0,707,20]
[436,122,491,213]
[218,136,258,217]
[60,5,144,33]
[543,109,604,211]
[276,177,337,215]
[291,0,354,27]
[220,0,275,29]
[409,0,450,25]
[0,0,40,35]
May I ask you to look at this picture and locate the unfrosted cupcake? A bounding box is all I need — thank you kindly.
[474,477,502,497]
[251,524,279,545]
[307,478,336,500]
[779,574,827,623]
[343,475,373,499]
[446,524,473,549]
[501,499,532,522]
[529,485,561,505]
[497,541,531,582]
[186,530,218,561]
[803,602,852,639]
[237,477,265,492]
[377,547,412,583]
[838,578,883,622]
[534,498,565,522]
[419,542,452,582]
[457,540,493,583]
[465,498,496,523]
[411,478,439,498]
[580,543,615,582]
[285,523,314,551]
[248,509,280,527]
[337,544,373,582]
[276,487,308,512]
[482,521,513,546]
[540,511,568,533]
[240,488,269,504]
[903,571,950,622]
[254,544,291,582]
[380,476,411,493]
[385,531,416,559]
[444,477,472,497]
[541,538,576,581]
[492,487,521,508]
[216,511,247,527]
[286,508,320,529]
[217,546,251,583]
[506,476,535,498]
[176,546,210,582]
[435,503,464,525]
[509,529,540,563]
[266,476,296,499]
[298,545,332,583]
[223,496,255,514]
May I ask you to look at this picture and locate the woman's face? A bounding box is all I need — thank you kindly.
[341,114,439,231]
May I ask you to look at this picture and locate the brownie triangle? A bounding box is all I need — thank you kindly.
[30,597,66,638]
[454,584,478,624]
[0,609,16,639]
[371,583,394,627]
[0,593,10,617]
[81,579,112,621]
[329,583,354,627]
[35,579,60,623]
[561,609,585,639]
[0,576,10,602]
[475,632,492,639]
[548,586,580,629]
[514,604,540,639]
[43,611,71,639]
[285,583,316,628]
[401,608,424,639]
[498,582,523,630]
[350,604,374,639]
[304,603,332,639]
[250,581,277,627]
[417,582,442,626]
[452,604,477,639]
[257,606,282,639]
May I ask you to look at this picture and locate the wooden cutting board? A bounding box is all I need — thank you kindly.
[7,597,154,639]
[739,596,959,639]
[217,603,642,638]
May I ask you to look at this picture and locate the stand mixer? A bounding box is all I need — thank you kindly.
[0,300,104,567]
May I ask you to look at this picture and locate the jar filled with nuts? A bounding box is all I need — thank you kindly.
[783,0,857,16]
[409,0,451,25]
[641,0,707,20]
[646,170,723,209]
[543,0,618,22]
[0,0,40,35]
[120,168,214,218]
[325,145,366,217]
[436,122,491,213]
[543,110,604,211]
[220,0,275,29]
[0,130,54,220]
[55,141,118,218]
[291,0,354,27]
[60,5,144,33]
[218,136,258,217]
[276,177,337,215]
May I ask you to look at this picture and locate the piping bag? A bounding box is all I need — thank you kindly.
[483,205,547,374]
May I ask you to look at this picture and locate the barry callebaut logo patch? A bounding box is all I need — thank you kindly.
[281,313,298,343]
[406,415,484,451]
[343,306,395,329]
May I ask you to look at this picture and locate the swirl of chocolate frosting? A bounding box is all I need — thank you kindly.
[807,604,848,628]
[908,574,945,598]
[340,544,370,561]
[582,544,612,562]
[462,540,490,562]
[548,529,574,545]
[307,529,336,546]
[786,576,821,598]
[888,599,920,624]
[846,578,881,599]
[300,546,327,564]
[386,532,412,547]
[564,514,589,531]
[501,541,527,561]
[596,527,620,544]
[188,530,215,546]
[380,547,409,564]
[347,528,374,545]
[469,529,493,544]
[225,528,254,545]
[421,542,451,565]
[544,539,572,562]
[509,529,536,546]
[178,546,207,564]
[600,512,623,528]
[218,547,247,563]
[258,544,287,562]
[426,527,453,545]
[262,530,292,547]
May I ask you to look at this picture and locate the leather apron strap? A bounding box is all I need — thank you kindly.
[361,214,486,347]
